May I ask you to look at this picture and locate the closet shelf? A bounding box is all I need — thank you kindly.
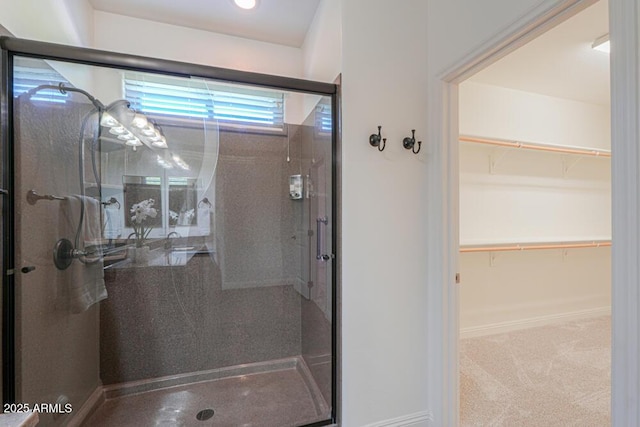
[460,136,611,158]
[460,240,611,253]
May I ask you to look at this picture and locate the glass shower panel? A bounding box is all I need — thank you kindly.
[302,95,334,414]
[12,56,110,426]
[9,54,334,427]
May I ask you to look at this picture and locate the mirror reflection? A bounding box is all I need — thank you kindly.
[122,175,162,229]
[169,177,198,226]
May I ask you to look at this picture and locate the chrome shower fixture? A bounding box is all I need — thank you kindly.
[100,100,168,149]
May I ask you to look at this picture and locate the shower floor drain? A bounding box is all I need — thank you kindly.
[196,409,215,421]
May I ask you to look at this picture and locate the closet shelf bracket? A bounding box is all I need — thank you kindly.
[489,251,498,267]
[489,147,511,174]
[562,156,582,177]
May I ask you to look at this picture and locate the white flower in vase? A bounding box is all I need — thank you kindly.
[130,198,157,248]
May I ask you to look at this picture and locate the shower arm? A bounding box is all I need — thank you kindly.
[25,83,105,110]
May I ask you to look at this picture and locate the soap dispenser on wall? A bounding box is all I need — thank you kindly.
[289,174,303,200]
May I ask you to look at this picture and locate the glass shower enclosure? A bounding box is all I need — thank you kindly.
[0,37,337,427]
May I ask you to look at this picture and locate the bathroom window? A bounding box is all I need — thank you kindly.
[13,59,70,103]
[124,74,285,131]
[315,102,332,135]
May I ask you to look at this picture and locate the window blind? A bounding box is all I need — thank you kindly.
[124,76,285,130]
[13,65,70,103]
[315,102,332,135]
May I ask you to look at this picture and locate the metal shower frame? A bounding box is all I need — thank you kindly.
[0,36,339,427]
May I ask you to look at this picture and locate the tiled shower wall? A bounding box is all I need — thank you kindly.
[15,99,102,427]
[101,256,301,384]
[100,126,319,384]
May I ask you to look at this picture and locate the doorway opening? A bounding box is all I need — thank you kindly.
[456,1,611,424]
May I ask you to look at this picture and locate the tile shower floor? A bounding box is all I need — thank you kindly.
[83,367,326,427]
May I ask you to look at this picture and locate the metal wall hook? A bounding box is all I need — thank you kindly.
[402,129,422,154]
[369,125,386,151]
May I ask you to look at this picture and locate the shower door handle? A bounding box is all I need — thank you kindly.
[0,189,7,195]
[316,216,331,262]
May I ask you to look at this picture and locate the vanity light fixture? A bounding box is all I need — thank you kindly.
[100,110,168,149]
[592,34,610,53]
[156,155,174,169]
[233,0,257,10]
[172,154,190,170]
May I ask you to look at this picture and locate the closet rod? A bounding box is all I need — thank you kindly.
[459,136,611,158]
[460,241,611,253]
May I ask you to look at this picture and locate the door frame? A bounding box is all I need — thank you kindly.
[432,0,639,424]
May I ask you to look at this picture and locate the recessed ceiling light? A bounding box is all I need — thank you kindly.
[234,0,257,9]
[592,34,610,53]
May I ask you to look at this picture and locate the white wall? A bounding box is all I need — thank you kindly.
[460,248,611,334]
[301,0,342,119]
[460,81,610,150]
[459,145,611,245]
[0,0,93,46]
[302,0,342,83]
[459,81,611,244]
[340,0,430,425]
[93,11,302,78]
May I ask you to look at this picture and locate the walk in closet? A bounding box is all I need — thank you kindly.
[458,1,611,424]
[458,81,611,333]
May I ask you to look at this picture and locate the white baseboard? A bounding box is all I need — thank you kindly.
[364,411,434,427]
[460,306,611,339]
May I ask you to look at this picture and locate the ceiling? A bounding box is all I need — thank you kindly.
[89,0,608,104]
[88,0,322,48]
[469,0,609,106]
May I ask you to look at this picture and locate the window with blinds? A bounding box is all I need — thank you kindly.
[13,62,70,103]
[315,102,332,135]
[124,76,285,131]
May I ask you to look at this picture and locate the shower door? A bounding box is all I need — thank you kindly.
[302,99,334,414]
[2,38,336,427]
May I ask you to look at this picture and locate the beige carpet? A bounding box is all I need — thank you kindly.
[460,316,610,426]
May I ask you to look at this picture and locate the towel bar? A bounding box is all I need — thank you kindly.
[102,197,120,209]
[26,189,65,205]
[198,197,212,208]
